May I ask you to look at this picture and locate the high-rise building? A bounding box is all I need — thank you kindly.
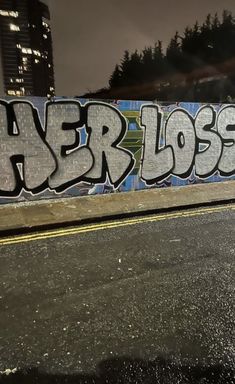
[0,0,55,97]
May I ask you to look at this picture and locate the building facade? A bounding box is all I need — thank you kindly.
[0,0,55,97]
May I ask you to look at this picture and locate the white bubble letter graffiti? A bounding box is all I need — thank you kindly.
[46,101,93,191]
[195,106,222,177]
[84,103,135,189]
[217,106,235,175]
[0,101,56,195]
[140,105,174,184]
[166,109,196,177]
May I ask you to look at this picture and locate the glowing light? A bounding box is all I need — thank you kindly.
[0,10,18,17]
[7,90,22,96]
[9,23,20,31]
[22,48,32,54]
[33,50,41,57]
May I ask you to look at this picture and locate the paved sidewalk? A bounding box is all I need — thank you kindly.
[0,180,235,235]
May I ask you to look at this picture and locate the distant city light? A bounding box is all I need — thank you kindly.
[0,10,18,17]
[33,50,41,57]
[1,0,54,97]
[9,23,20,31]
[22,47,32,54]
[7,90,22,96]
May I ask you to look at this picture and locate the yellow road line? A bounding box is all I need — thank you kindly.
[0,204,234,246]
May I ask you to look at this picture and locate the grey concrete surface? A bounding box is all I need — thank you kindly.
[1,180,235,234]
[0,206,234,383]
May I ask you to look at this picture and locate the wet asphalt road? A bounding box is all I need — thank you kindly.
[0,206,234,383]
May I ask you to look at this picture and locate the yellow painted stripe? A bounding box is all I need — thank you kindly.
[0,204,234,247]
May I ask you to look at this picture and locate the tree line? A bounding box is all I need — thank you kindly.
[105,10,235,101]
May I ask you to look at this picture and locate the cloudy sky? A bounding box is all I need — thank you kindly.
[49,0,235,96]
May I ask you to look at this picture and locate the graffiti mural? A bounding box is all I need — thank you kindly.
[140,104,235,184]
[0,96,235,203]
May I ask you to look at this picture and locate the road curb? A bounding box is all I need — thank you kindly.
[0,198,235,238]
[0,180,235,237]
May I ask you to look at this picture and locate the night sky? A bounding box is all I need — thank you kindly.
[49,0,235,96]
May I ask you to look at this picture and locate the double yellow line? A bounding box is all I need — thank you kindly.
[0,204,234,247]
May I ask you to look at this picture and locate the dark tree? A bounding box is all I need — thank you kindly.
[109,65,121,88]
[166,32,184,73]
[153,41,165,77]
[128,50,142,85]
[101,10,235,102]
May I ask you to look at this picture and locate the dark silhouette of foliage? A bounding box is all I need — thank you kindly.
[104,10,235,102]
[153,41,165,77]
[109,65,121,88]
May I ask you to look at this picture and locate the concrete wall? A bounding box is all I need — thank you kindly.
[0,97,235,203]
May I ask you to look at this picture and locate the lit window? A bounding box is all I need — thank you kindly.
[17,91,22,96]
[50,87,54,92]
[0,10,10,17]
[7,89,24,96]
[16,43,21,49]
[22,47,32,54]
[48,64,51,68]
[43,34,48,39]
[0,10,18,17]
[22,57,28,63]
[11,11,19,18]
[16,78,24,83]
[33,50,41,57]
[9,23,20,31]
[34,59,39,64]
[10,78,14,83]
